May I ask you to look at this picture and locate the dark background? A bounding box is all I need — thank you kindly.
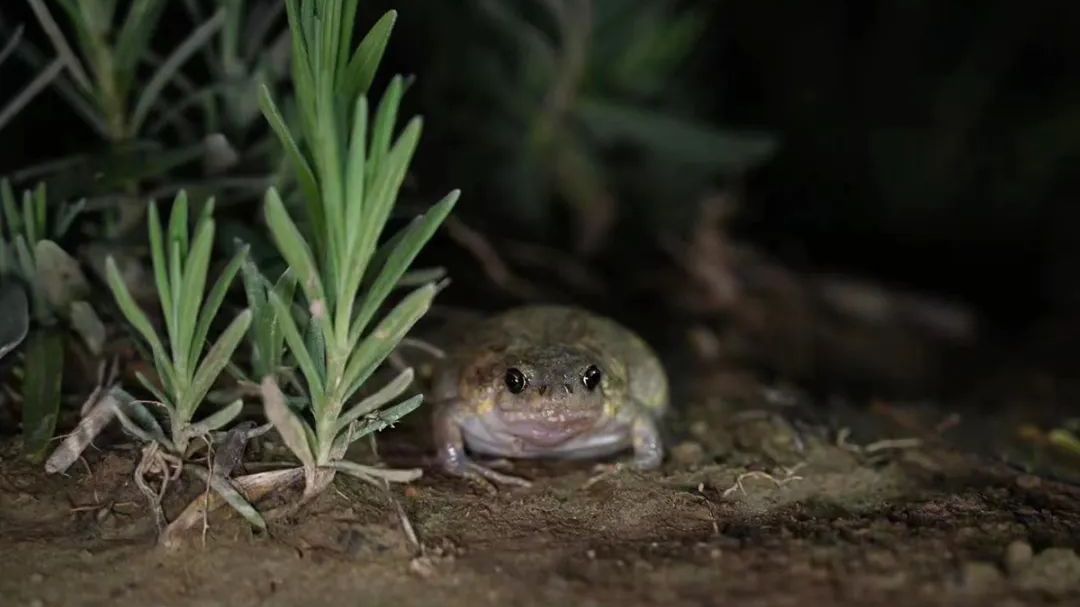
[4,0,1080,333]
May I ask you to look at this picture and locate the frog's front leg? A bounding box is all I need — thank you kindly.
[433,399,532,487]
[629,402,664,470]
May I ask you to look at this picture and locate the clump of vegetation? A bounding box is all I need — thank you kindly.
[256,0,458,500]
[2,0,289,228]
[0,180,102,460]
[102,192,253,528]
[423,0,774,254]
[0,0,456,543]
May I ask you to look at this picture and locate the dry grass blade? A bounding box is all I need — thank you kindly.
[329,460,422,484]
[261,376,315,472]
[45,386,134,474]
[130,8,226,133]
[0,24,23,66]
[161,467,305,549]
[24,0,91,90]
[0,58,65,133]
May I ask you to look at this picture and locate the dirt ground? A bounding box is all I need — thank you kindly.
[2,361,1080,607]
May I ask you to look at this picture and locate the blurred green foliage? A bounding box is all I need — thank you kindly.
[394,0,775,254]
[0,179,102,459]
[2,0,1079,316]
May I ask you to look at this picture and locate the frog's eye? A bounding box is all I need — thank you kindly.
[582,365,602,391]
[504,368,527,394]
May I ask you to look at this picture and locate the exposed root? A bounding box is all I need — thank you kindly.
[373,478,421,557]
[863,437,924,453]
[200,436,215,547]
[133,442,183,532]
[837,427,923,455]
[721,463,806,498]
[160,467,305,549]
[581,462,626,490]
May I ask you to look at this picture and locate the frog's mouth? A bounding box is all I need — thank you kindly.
[495,411,600,447]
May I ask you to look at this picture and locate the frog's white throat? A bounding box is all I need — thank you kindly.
[461,410,632,459]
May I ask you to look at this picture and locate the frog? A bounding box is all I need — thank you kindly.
[431,305,669,486]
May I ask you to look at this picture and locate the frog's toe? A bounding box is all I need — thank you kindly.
[482,457,516,471]
[632,448,663,471]
[465,461,533,487]
[441,457,532,488]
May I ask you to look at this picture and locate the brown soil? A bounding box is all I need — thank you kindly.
[2,368,1080,607]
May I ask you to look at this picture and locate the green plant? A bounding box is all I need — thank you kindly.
[166,0,290,147]
[257,0,458,499]
[440,0,774,253]
[102,190,257,529]
[26,0,223,142]
[104,191,252,455]
[2,1,233,232]
[235,255,296,386]
[0,180,103,460]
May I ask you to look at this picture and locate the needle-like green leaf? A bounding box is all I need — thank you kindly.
[188,309,252,419]
[343,10,396,101]
[349,190,457,347]
[342,283,435,402]
[263,188,324,306]
[261,375,315,471]
[105,255,172,380]
[147,201,173,339]
[115,0,168,90]
[189,244,248,373]
[258,87,321,229]
[350,394,423,440]
[367,75,403,180]
[266,287,325,405]
[22,329,64,461]
[343,95,368,248]
[334,366,413,435]
[135,370,173,414]
[186,399,244,437]
[21,191,37,248]
[175,213,216,377]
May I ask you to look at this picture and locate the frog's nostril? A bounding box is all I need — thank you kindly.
[537,384,548,396]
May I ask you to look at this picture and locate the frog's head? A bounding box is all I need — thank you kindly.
[461,344,626,446]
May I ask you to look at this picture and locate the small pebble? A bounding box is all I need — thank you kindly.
[1004,540,1033,574]
[408,556,436,579]
[1016,474,1041,490]
[29,573,43,584]
[1014,547,1080,597]
[958,561,1004,594]
[670,441,705,467]
[586,549,596,560]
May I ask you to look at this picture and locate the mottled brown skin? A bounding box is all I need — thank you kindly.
[432,305,668,486]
